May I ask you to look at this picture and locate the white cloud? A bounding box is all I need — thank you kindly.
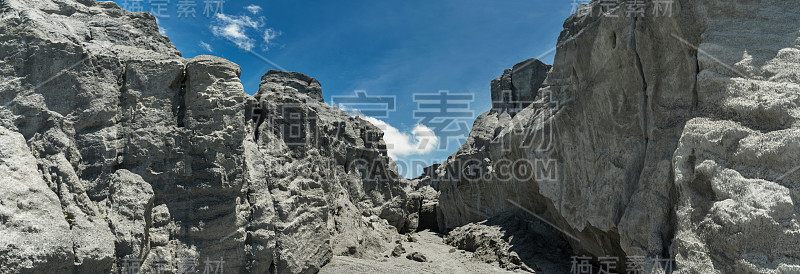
[209,13,266,51]
[359,116,439,159]
[262,28,281,50]
[245,4,262,14]
[263,28,280,43]
[199,41,213,52]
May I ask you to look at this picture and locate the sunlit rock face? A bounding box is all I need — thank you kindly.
[0,0,416,273]
[490,58,551,116]
[2,0,799,273]
[247,70,416,273]
[432,0,800,272]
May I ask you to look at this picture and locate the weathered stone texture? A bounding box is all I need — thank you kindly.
[0,0,416,273]
[432,1,800,272]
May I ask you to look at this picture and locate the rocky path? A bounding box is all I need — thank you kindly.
[320,230,525,274]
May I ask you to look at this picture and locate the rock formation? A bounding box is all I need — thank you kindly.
[2,0,799,273]
[444,213,571,273]
[0,0,416,273]
[430,0,800,273]
[490,59,551,116]
[247,70,415,273]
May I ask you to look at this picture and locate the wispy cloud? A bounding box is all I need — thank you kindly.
[262,28,281,50]
[245,4,262,14]
[199,41,213,52]
[209,13,265,51]
[209,12,281,51]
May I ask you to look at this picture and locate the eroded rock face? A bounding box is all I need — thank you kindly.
[490,58,551,115]
[247,70,413,273]
[0,0,415,273]
[671,119,800,273]
[3,0,798,272]
[0,125,74,273]
[433,0,800,273]
[444,214,570,273]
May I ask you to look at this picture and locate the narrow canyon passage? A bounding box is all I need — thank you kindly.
[1,0,799,273]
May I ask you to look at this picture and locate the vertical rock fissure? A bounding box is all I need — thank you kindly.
[691,52,700,113]
[241,138,258,273]
[72,241,79,266]
[627,16,652,229]
[141,196,154,262]
[626,17,650,180]
[267,176,281,273]
[115,61,128,170]
[632,17,650,152]
[174,68,187,128]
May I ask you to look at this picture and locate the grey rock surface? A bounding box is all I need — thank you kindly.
[446,223,524,269]
[0,0,416,273]
[0,125,74,273]
[417,185,440,232]
[2,0,799,273]
[391,243,406,257]
[320,230,521,274]
[406,252,428,262]
[248,69,414,273]
[444,213,571,273]
[432,0,800,273]
[491,59,551,115]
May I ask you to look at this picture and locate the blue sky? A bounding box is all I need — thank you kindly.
[112,0,576,178]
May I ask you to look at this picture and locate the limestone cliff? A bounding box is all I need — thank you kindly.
[2,0,799,273]
[431,0,800,273]
[0,0,415,273]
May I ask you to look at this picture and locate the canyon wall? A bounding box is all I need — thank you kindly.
[432,0,800,272]
[0,0,415,273]
[2,0,799,273]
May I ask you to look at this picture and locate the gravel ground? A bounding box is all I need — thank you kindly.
[320,230,562,274]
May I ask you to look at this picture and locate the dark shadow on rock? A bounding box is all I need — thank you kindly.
[443,213,574,273]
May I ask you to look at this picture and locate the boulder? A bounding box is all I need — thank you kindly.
[405,252,428,263]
